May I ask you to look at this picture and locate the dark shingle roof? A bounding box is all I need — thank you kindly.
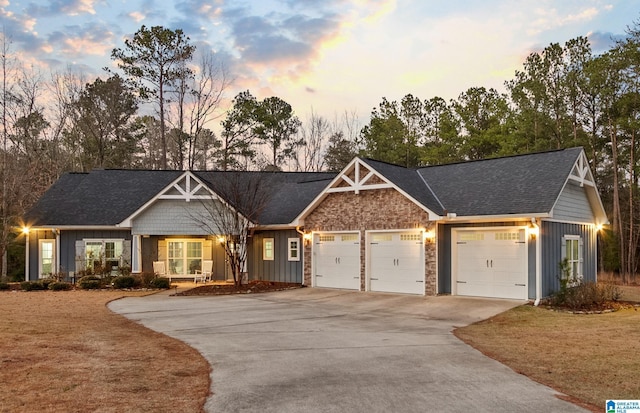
[417,147,582,216]
[25,170,183,226]
[26,148,583,227]
[194,171,335,225]
[361,158,446,215]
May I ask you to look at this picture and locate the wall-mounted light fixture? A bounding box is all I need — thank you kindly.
[21,226,30,235]
[528,220,539,240]
[217,236,225,244]
[303,232,312,246]
[424,229,435,243]
[595,223,603,232]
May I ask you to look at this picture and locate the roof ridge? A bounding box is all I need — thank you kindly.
[419,147,583,170]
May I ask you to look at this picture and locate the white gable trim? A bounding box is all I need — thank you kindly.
[119,171,221,227]
[294,158,440,225]
[567,150,596,187]
[551,149,608,225]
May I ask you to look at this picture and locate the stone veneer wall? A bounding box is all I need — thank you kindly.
[303,188,437,295]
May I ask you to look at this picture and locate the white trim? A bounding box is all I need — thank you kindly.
[287,238,300,261]
[132,235,142,273]
[295,157,440,225]
[550,149,608,226]
[119,171,221,227]
[365,229,425,295]
[451,226,528,299]
[310,230,360,289]
[439,213,549,223]
[24,232,29,281]
[38,239,56,278]
[263,238,275,261]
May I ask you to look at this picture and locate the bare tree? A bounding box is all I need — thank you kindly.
[193,173,271,286]
[294,109,329,171]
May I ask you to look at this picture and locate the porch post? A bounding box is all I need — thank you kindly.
[132,235,142,273]
[24,230,30,281]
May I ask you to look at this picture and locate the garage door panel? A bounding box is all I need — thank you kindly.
[454,228,527,300]
[370,232,424,295]
[314,233,360,290]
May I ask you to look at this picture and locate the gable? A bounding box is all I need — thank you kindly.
[119,171,221,227]
[295,158,441,224]
[552,181,595,223]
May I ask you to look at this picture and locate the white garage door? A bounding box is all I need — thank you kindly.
[454,228,528,299]
[369,231,425,295]
[314,233,360,290]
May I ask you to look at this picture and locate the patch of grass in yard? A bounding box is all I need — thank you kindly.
[455,302,640,412]
[0,290,210,412]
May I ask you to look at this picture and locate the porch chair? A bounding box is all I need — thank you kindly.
[153,261,168,281]
[194,260,213,283]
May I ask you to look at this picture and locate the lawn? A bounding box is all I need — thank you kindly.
[0,290,210,413]
[455,286,640,412]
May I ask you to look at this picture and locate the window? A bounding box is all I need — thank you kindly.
[39,240,55,278]
[263,238,274,261]
[84,239,124,275]
[563,235,583,282]
[288,238,300,261]
[168,240,202,275]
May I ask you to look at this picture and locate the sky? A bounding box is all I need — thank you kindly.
[1,0,638,128]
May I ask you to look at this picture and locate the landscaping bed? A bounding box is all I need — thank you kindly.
[177,280,303,296]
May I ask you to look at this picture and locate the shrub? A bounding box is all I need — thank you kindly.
[150,277,170,289]
[550,281,621,310]
[49,282,73,291]
[78,275,102,290]
[0,282,10,290]
[137,272,157,288]
[112,275,138,289]
[39,278,56,289]
[20,281,46,291]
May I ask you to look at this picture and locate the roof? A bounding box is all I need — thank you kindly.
[26,147,599,228]
[26,169,335,227]
[417,147,583,217]
[25,170,183,226]
[194,171,335,225]
[360,158,446,215]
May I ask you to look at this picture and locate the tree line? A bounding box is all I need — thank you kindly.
[2,20,640,280]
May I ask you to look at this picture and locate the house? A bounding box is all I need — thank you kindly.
[23,147,607,302]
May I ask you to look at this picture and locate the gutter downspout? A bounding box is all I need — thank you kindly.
[533,219,542,306]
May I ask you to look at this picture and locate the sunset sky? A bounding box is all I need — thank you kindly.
[1,0,638,125]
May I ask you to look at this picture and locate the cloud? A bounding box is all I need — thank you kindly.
[26,0,100,17]
[48,23,114,58]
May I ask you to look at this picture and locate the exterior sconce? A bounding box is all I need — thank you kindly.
[21,227,30,235]
[424,230,435,243]
[595,223,603,232]
[303,232,312,246]
[528,224,539,239]
[218,236,225,244]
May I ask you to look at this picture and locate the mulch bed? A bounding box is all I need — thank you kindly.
[177,280,303,296]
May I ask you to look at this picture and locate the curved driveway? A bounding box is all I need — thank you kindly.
[109,288,587,413]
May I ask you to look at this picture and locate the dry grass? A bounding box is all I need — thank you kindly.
[0,290,210,413]
[455,285,640,412]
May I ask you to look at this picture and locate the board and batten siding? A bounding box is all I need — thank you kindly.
[248,230,303,283]
[132,199,220,236]
[28,229,132,281]
[552,182,594,222]
[540,221,596,297]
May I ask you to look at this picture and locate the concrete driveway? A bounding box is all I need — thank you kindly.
[109,288,588,413]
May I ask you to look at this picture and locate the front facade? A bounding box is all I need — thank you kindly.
[23,147,607,302]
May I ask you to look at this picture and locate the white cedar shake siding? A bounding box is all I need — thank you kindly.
[303,188,437,295]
